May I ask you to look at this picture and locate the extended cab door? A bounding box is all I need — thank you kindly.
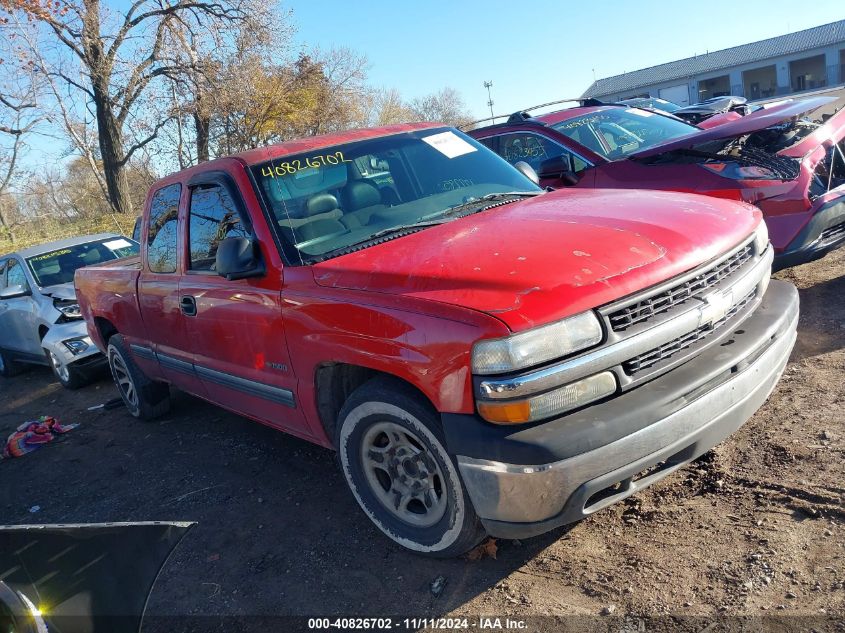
[136,182,207,396]
[178,169,305,434]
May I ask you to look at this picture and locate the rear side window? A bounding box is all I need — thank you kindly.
[188,185,249,272]
[147,184,181,273]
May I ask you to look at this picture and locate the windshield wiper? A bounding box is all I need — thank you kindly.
[442,190,544,217]
[304,191,544,264]
[304,220,452,263]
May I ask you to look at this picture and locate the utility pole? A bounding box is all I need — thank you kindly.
[483,80,494,118]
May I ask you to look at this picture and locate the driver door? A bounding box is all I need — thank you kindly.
[0,258,41,356]
[178,172,305,434]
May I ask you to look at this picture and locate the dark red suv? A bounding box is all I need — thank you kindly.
[467,96,845,270]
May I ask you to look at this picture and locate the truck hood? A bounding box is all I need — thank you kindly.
[631,96,837,159]
[312,189,760,332]
[41,282,77,301]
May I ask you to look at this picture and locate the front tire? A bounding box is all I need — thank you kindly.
[107,334,170,419]
[336,377,486,557]
[44,348,88,389]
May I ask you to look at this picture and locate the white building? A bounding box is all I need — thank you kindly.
[581,20,845,106]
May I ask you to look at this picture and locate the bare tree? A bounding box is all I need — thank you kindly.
[368,88,415,126]
[410,87,473,128]
[1,0,250,213]
[0,34,41,242]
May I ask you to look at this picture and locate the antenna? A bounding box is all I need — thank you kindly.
[483,80,494,119]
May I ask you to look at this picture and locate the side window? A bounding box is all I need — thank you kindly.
[188,184,249,272]
[476,136,497,152]
[7,259,29,290]
[497,133,589,174]
[147,184,181,274]
[0,259,7,290]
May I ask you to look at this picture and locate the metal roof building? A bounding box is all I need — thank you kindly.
[581,20,845,106]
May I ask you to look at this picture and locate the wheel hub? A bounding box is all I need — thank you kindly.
[48,350,70,382]
[360,421,447,527]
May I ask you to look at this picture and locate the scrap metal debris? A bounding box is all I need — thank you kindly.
[429,575,447,597]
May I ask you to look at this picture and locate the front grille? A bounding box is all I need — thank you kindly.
[608,244,754,332]
[623,290,756,375]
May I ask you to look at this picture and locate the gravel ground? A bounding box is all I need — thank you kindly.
[0,249,843,632]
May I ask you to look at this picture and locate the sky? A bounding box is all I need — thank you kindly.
[9,0,845,171]
[284,0,845,122]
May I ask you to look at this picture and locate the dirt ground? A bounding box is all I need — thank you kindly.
[1,249,843,632]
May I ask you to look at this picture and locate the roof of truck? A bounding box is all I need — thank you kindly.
[4,233,123,260]
[232,122,442,166]
[148,122,445,190]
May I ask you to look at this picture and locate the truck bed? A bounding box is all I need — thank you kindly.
[74,257,143,352]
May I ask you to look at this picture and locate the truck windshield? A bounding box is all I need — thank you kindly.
[551,108,697,160]
[26,237,140,287]
[250,127,541,263]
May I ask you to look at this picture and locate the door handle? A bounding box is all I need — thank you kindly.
[180,295,197,316]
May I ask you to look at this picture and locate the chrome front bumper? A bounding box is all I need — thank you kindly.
[457,280,799,539]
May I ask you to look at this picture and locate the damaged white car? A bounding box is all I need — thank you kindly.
[0,234,139,388]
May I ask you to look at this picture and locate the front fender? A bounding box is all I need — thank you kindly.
[282,290,508,441]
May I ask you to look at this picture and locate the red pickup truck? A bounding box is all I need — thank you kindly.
[75,123,798,556]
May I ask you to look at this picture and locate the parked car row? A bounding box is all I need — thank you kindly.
[466,95,845,270]
[1,94,840,556]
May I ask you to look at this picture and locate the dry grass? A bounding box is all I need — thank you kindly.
[0,214,136,254]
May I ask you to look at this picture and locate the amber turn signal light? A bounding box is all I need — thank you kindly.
[477,400,532,425]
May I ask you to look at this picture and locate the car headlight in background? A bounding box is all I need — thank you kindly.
[54,300,82,320]
[753,221,769,255]
[63,338,89,355]
[701,162,781,180]
[477,371,617,424]
[471,310,603,375]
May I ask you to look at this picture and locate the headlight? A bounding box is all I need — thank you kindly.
[63,338,89,355]
[477,371,617,424]
[701,162,780,180]
[55,301,82,320]
[472,311,603,374]
[753,221,769,255]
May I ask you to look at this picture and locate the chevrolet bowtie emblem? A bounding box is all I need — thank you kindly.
[699,290,734,327]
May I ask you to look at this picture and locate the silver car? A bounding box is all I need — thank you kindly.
[0,233,140,388]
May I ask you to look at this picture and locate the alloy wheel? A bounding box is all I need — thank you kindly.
[47,349,70,382]
[360,421,448,528]
[111,351,138,408]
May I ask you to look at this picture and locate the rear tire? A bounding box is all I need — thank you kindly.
[44,348,88,389]
[107,334,170,419]
[336,377,487,557]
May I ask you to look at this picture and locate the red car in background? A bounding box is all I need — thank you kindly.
[468,96,845,270]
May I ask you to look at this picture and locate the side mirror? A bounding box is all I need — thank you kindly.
[538,155,579,186]
[215,237,265,281]
[513,161,539,185]
[0,284,30,300]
